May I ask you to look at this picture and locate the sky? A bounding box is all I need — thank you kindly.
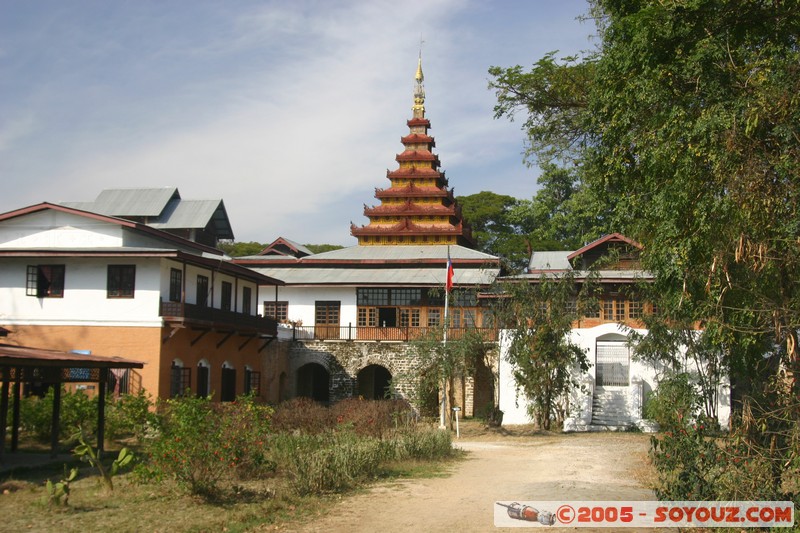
[0,0,598,246]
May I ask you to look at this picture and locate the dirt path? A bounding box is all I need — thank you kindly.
[277,431,656,532]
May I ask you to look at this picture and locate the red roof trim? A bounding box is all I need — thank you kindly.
[0,203,225,257]
[567,233,642,260]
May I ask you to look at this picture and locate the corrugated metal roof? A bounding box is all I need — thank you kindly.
[528,251,572,271]
[65,187,180,217]
[148,199,231,234]
[302,244,496,262]
[249,266,499,286]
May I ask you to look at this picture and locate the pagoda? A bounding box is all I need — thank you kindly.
[351,57,474,246]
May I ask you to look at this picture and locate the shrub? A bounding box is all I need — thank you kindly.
[270,430,389,495]
[145,394,273,498]
[643,373,698,431]
[19,387,97,441]
[393,426,454,461]
[330,397,415,438]
[270,397,333,434]
[105,389,155,443]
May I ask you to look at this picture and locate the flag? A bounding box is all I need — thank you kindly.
[445,248,454,293]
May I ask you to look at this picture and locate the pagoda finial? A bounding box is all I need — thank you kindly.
[412,45,425,118]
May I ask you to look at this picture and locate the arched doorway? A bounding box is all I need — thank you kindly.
[296,363,330,402]
[357,364,392,400]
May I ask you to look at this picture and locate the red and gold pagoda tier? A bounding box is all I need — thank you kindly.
[351,57,474,246]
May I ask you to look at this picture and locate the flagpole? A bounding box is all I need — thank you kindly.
[440,246,452,429]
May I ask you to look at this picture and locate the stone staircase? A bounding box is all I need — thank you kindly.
[591,387,629,428]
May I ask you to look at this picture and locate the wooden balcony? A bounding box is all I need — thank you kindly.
[283,324,498,343]
[159,300,278,336]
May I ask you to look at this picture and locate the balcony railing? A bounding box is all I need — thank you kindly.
[281,324,498,342]
[160,300,278,336]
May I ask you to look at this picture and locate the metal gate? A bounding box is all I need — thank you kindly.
[595,341,630,387]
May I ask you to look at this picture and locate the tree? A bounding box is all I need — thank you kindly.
[457,191,528,270]
[408,327,492,429]
[493,274,592,429]
[490,0,800,384]
[218,241,265,257]
[508,162,610,253]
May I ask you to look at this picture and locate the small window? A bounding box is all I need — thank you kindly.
[427,308,441,327]
[169,268,182,303]
[26,265,65,298]
[242,286,252,315]
[107,265,135,298]
[221,281,232,311]
[170,361,191,398]
[196,275,209,307]
[628,299,642,319]
[244,367,261,395]
[264,301,288,321]
[358,307,377,327]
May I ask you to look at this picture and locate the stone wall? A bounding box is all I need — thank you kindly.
[286,340,497,417]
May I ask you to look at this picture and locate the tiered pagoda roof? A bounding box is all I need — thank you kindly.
[351,56,474,247]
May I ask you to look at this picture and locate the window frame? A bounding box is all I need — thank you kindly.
[26,264,65,298]
[169,268,182,303]
[107,264,136,299]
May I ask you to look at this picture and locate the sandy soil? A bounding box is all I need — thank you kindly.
[274,428,657,533]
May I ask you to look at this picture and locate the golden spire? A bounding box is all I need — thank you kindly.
[412,51,425,118]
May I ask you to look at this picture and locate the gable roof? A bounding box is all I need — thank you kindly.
[0,203,282,285]
[61,187,234,240]
[64,187,180,217]
[235,244,500,287]
[567,233,642,261]
[259,237,313,258]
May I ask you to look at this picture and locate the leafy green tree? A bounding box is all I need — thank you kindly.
[408,328,492,429]
[490,0,800,383]
[493,274,592,429]
[218,241,265,257]
[304,244,344,254]
[457,191,528,270]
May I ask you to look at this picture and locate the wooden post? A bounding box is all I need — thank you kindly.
[0,372,9,462]
[97,371,107,459]
[50,383,61,458]
[11,373,20,452]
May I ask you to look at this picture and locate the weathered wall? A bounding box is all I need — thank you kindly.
[286,340,496,417]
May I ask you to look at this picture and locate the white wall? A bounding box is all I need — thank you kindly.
[498,323,730,429]
[0,257,163,326]
[263,286,357,327]
[0,210,124,248]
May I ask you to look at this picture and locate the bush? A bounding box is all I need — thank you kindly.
[105,389,154,443]
[19,387,97,441]
[643,373,698,431]
[270,430,389,495]
[145,394,273,498]
[393,426,454,461]
[330,397,415,438]
[270,397,333,434]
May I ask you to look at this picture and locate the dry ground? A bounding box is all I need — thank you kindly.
[270,422,658,533]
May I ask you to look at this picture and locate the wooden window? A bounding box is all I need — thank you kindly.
[169,268,182,303]
[242,286,252,315]
[196,362,210,398]
[315,301,340,325]
[565,298,577,315]
[615,299,626,321]
[221,364,236,402]
[26,264,65,298]
[427,308,441,327]
[358,307,377,327]
[170,362,191,397]
[244,368,261,395]
[451,309,461,328]
[221,281,232,311]
[107,265,135,298]
[264,301,288,321]
[463,309,476,328]
[357,288,389,306]
[196,275,209,307]
[628,299,642,319]
[603,300,614,321]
